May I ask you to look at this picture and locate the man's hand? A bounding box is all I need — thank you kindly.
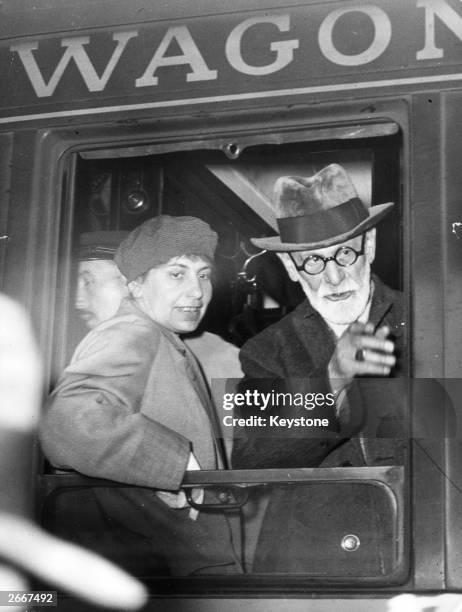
[328,321,396,384]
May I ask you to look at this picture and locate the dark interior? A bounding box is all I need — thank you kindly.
[66,133,402,356]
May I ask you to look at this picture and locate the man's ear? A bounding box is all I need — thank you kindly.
[127,279,142,298]
[276,252,300,283]
[365,228,376,265]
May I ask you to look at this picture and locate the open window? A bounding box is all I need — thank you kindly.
[41,121,409,590]
[52,127,403,374]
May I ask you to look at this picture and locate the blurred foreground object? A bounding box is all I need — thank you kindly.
[0,294,147,610]
[388,594,462,611]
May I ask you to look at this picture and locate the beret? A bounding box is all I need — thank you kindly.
[114,215,218,281]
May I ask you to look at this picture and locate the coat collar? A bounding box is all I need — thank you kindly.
[117,298,188,355]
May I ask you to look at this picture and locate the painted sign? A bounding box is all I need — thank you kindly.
[2,0,462,124]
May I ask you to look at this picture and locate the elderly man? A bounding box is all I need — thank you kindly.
[232,163,407,470]
[40,215,241,576]
[231,164,453,573]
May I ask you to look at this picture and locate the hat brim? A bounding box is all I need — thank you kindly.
[251,202,394,252]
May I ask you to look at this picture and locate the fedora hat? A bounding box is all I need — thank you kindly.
[252,164,394,251]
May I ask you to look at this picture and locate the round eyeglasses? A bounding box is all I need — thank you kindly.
[290,235,365,275]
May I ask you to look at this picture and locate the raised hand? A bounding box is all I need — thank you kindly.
[328,321,396,384]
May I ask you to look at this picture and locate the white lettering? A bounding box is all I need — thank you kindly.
[11,31,137,98]
[417,0,462,60]
[225,15,299,76]
[135,26,217,87]
[260,393,271,411]
[318,5,391,66]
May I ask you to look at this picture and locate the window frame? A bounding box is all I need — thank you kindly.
[35,99,418,594]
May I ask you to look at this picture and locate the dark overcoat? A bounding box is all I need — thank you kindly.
[232,276,408,470]
[232,277,453,576]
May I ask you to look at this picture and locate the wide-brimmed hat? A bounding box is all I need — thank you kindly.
[252,164,394,251]
[115,215,218,282]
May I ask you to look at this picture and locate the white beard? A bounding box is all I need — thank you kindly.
[301,267,372,326]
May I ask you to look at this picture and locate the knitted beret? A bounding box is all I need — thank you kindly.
[114,215,218,281]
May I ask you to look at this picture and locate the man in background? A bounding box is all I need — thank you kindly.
[75,231,129,329]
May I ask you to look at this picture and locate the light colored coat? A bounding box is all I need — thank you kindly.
[40,299,241,575]
[40,299,218,490]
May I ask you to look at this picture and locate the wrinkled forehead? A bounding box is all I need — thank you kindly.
[291,234,364,262]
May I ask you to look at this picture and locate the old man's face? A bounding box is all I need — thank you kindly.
[129,255,213,334]
[282,230,376,326]
[75,259,128,329]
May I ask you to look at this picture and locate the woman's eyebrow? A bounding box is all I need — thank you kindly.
[167,262,213,269]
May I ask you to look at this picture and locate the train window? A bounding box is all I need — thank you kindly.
[42,127,410,589]
[52,136,403,374]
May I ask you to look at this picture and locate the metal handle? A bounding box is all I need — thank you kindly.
[185,487,250,511]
